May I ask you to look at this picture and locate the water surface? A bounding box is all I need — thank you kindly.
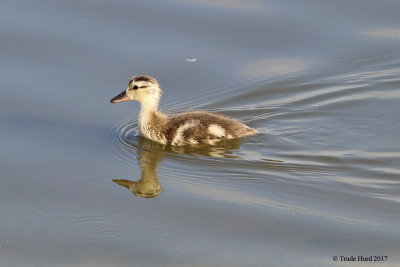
[1,0,400,266]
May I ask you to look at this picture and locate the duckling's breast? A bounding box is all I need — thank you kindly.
[139,111,168,144]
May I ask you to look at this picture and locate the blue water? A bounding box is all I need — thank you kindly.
[1,0,400,266]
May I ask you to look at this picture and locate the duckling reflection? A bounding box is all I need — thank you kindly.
[113,137,163,198]
[113,135,243,198]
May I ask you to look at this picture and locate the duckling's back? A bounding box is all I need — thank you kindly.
[163,111,256,146]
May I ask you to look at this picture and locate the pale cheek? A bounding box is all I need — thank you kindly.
[127,90,137,100]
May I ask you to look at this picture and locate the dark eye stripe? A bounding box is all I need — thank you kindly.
[140,86,149,88]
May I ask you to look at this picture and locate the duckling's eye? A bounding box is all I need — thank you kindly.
[133,85,139,90]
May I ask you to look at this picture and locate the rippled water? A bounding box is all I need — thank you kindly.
[1,0,400,266]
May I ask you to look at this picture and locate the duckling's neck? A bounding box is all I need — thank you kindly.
[138,101,168,143]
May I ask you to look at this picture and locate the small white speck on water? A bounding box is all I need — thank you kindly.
[185,58,197,62]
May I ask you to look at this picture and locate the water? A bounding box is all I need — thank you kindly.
[1,0,400,266]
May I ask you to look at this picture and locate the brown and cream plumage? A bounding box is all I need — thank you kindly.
[110,75,257,146]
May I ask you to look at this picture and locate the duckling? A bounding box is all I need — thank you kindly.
[110,75,257,146]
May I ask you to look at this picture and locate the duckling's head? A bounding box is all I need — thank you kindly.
[110,75,162,108]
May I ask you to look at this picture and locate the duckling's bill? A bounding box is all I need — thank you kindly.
[110,90,130,103]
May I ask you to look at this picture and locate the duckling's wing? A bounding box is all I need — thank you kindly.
[164,111,256,145]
